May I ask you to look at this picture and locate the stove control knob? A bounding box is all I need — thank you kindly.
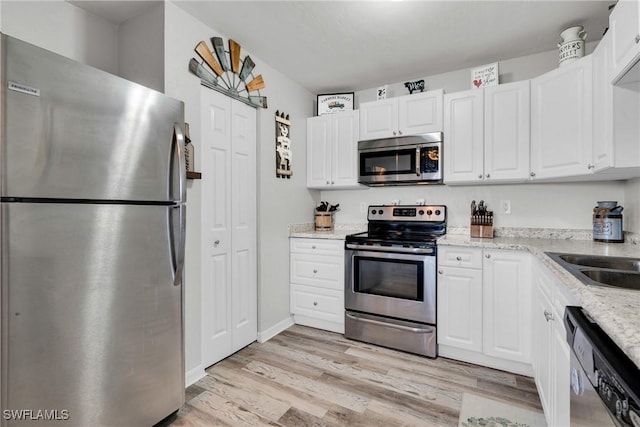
[426,209,433,215]
[419,210,425,215]
[435,209,441,216]
[378,209,383,215]
[371,210,376,215]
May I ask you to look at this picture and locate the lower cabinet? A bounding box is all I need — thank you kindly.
[290,237,344,333]
[532,259,575,427]
[437,246,532,375]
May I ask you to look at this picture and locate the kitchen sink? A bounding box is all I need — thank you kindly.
[546,252,640,291]
[557,254,640,272]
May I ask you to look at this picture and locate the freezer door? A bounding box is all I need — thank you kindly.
[0,202,184,426]
[1,35,185,203]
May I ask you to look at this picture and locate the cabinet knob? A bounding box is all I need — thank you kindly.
[478,174,483,179]
[326,181,330,184]
[485,253,491,259]
[331,181,335,184]
[313,269,318,274]
[587,164,595,169]
[214,240,220,246]
[486,173,490,179]
[456,256,462,261]
[544,310,554,322]
[398,130,403,135]
[635,34,640,44]
[438,270,443,274]
[530,172,536,177]
[313,301,318,306]
[311,245,316,249]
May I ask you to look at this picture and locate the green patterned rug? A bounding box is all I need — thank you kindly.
[458,393,547,427]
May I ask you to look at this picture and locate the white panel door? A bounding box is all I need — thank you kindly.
[482,249,531,363]
[398,89,443,135]
[359,98,397,140]
[331,110,359,187]
[201,89,256,368]
[230,101,257,352]
[437,266,483,352]
[484,81,530,182]
[306,115,331,188]
[443,90,484,183]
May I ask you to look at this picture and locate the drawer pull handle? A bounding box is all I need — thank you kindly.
[456,256,462,261]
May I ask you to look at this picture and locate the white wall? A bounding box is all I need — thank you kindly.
[118,2,164,92]
[165,1,316,384]
[0,1,118,74]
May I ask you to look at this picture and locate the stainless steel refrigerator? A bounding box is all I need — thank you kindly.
[0,34,186,426]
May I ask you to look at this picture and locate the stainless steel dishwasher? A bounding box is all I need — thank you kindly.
[564,306,640,426]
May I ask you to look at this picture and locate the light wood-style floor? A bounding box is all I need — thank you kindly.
[162,325,542,426]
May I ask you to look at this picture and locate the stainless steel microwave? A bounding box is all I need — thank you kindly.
[357,132,443,186]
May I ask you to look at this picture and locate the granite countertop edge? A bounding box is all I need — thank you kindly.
[437,233,640,367]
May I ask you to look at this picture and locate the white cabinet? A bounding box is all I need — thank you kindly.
[290,238,344,333]
[437,248,483,352]
[609,0,640,84]
[530,55,593,179]
[444,81,530,184]
[200,88,257,368]
[482,249,531,363]
[437,246,532,374]
[532,259,576,427]
[307,111,360,189]
[592,30,640,178]
[359,90,443,140]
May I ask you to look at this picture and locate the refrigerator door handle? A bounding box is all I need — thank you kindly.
[170,204,186,287]
[172,123,187,203]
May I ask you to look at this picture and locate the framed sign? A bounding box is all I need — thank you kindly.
[471,62,499,89]
[317,92,354,115]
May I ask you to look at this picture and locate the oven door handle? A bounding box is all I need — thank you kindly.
[345,243,434,255]
[346,312,435,334]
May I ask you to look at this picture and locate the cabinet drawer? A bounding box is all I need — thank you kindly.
[438,246,483,268]
[290,253,343,289]
[290,237,344,256]
[291,284,343,323]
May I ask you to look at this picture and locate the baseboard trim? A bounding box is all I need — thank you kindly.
[257,316,294,343]
[185,365,206,387]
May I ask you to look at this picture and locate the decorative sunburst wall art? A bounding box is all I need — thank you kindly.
[189,37,268,109]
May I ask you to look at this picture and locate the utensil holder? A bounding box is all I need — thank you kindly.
[314,212,334,231]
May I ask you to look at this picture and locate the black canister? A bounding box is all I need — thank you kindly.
[592,201,624,243]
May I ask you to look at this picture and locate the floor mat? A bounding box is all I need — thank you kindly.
[458,392,547,427]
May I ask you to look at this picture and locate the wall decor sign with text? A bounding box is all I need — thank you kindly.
[275,111,292,179]
[471,62,499,89]
[317,92,354,115]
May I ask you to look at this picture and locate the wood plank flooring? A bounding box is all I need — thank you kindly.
[161,325,542,426]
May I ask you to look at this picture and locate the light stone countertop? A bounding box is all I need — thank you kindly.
[289,223,366,240]
[438,233,640,367]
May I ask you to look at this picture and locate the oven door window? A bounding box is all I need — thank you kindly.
[360,148,416,176]
[354,257,424,301]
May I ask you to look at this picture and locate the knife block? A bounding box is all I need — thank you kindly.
[470,224,493,238]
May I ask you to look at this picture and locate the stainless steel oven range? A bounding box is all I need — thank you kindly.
[344,204,446,357]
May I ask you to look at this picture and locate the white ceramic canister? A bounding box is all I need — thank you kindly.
[558,25,586,66]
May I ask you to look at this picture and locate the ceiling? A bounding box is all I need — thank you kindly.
[71,1,613,94]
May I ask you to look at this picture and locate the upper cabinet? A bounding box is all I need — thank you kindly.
[609,0,640,84]
[307,111,361,189]
[444,81,530,185]
[359,90,443,140]
[530,55,593,180]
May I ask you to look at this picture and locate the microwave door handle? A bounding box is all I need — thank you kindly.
[415,147,421,176]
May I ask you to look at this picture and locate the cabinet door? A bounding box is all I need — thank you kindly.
[307,115,332,188]
[530,56,593,179]
[484,81,530,182]
[398,89,443,135]
[443,90,484,183]
[331,110,360,187]
[552,323,571,427]
[592,32,614,171]
[359,98,397,140]
[437,266,483,352]
[482,249,531,363]
[609,0,640,83]
[533,283,553,424]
